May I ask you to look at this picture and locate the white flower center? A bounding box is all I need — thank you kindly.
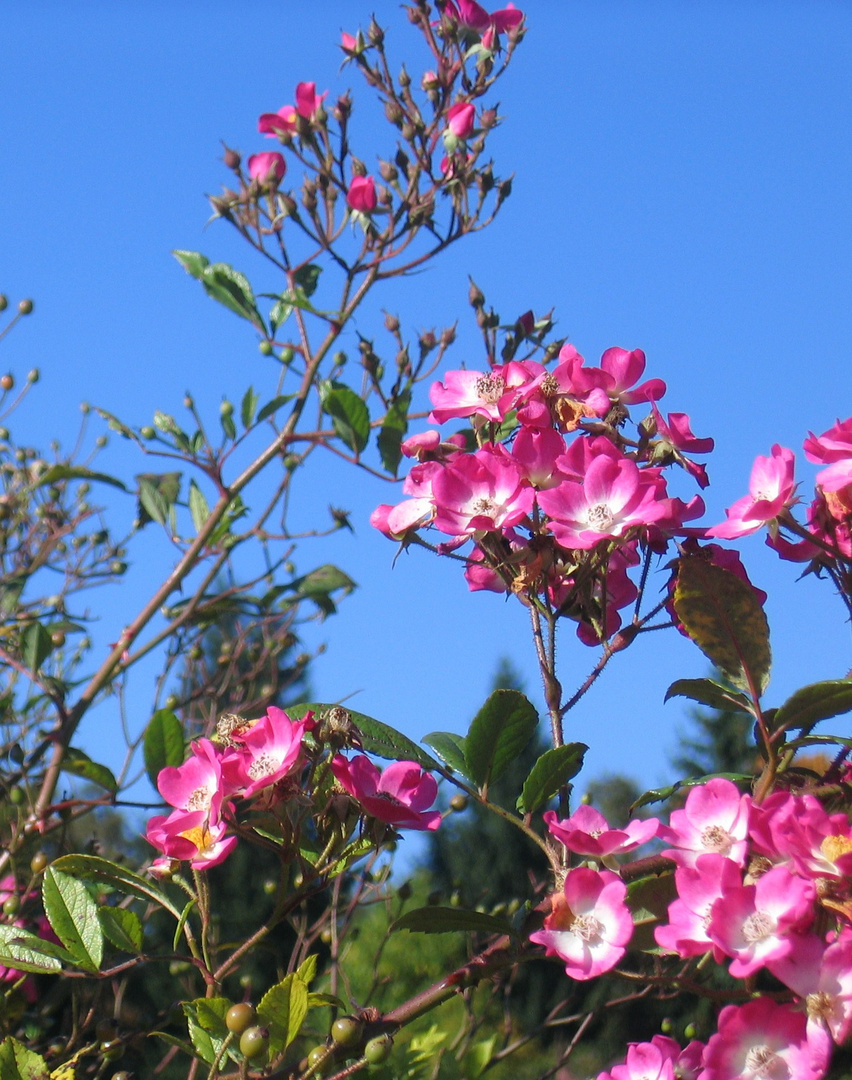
[248,753,278,780]
[186,787,211,811]
[473,496,496,514]
[585,503,615,531]
[743,1045,786,1079]
[570,914,603,943]
[700,824,732,855]
[742,910,773,943]
[475,374,506,405]
[807,991,836,1023]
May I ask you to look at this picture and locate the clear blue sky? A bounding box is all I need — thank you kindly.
[2,2,851,802]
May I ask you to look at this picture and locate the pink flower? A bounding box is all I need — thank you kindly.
[543,805,658,859]
[529,867,633,980]
[804,416,852,464]
[444,0,524,35]
[331,755,441,831]
[701,998,831,1080]
[223,706,307,800]
[258,81,327,137]
[347,175,377,213]
[247,151,286,188]
[431,446,533,537]
[655,854,742,961]
[146,809,237,870]
[706,444,797,539]
[707,864,815,977]
[446,102,476,139]
[657,777,751,868]
[156,738,229,826]
[770,931,852,1045]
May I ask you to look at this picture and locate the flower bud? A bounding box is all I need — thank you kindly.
[368,18,384,44]
[222,145,241,170]
[333,93,352,122]
[468,280,485,308]
[383,312,400,334]
[384,99,404,126]
[480,108,498,130]
[440,325,456,348]
[398,65,411,88]
[379,159,398,183]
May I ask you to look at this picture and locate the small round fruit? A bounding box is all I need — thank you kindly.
[111,1073,132,1080]
[30,851,49,874]
[364,1034,393,1065]
[225,1002,256,1035]
[3,895,20,916]
[18,299,34,316]
[239,1026,269,1060]
[140,426,156,440]
[100,1040,124,1063]
[8,786,24,806]
[0,375,13,392]
[449,794,468,812]
[0,295,7,312]
[331,1016,363,1048]
[259,340,274,356]
[50,630,66,647]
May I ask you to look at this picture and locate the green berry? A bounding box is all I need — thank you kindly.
[331,1017,363,1048]
[30,851,49,874]
[259,340,274,356]
[140,426,156,440]
[100,1040,124,1063]
[50,630,66,648]
[225,1002,256,1035]
[449,794,468,812]
[279,346,295,364]
[8,786,24,806]
[26,368,39,383]
[3,895,20,916]
[220,399,234,417]
[364,1034,393,1065]
[0,296,7,312]
[239,1025,269,1060]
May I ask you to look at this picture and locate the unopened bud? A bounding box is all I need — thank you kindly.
[277,193,298,218]
[350,156,367,178]
[398,65,411,88]
[208,195,233,217]
[468,280,485,308]
[368,18,384,44]
[401,121,415,141]
[379,159,398,183]
[419,330,436,351]
[421,70,440,91]
[222,146,241,170]
[384,99,404,126]
[480,108,498,130]
[440,325,456,348]
[384,312,400,334]
[333,93,352,122]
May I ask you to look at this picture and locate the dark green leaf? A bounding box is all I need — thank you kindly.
[173,249,211,279]
[630,772,753,813]
[293,263,322,297]
[51,854,183,919]
[137,472,181,528]
[289,704,440,770]
[144,709,185,788]
[258,974,309,1056]
[673,557,771,696]
[220,407,237,441]
[34,464,127,492]
[182,998,232,1066]
[285,563,356,618]
[268,297,293,333]
[664,678,752,714]
[98,906,143,953]
[21,622,53,673]
[199,262,265,332]
[392,906,517,937]
[42,867,103,972]
[517,743,587,814]
[423,732,469,776]
[774,679,852,735]
[61,747,118,794]
[320,381,370,454]
[0,1038,49,1080]
[377,392,411,476]
[187,479,210,534]
[465,689,539,790]
[0,926,65,974]
[627,874,678,953]
[257,394,296,423]
[240,385,259,429]
[173,897,196,951]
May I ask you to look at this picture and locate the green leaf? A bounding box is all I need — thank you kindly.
[293,263,322,297]
[630,772,753,813]
[465,689,539,790]
[288,703,441,770]
[320,381,370,454]
[34,464,127,492]
[256,393,296,423]
[258,974,309,1056]
[153,411,181,436]
[423,731,469,776]
[0,926,64,975]
[240,385,259,429]
[173,898,196,951]
[61,747,118,794]
[137,472,181,528]
[173,249,211,279]
[268,296,293,333]
[95,407,135,440]
[773,679,852,735]
[285,563,356,618]
[664,678,752,714]
[296,953,318,986]
[182,998,231,1066]
[144,709,185,788]
[51,854,183,920]
[627,874,678,953]
[187,479,210,534]
[42,867,103,972]
[377,392,410,476]
[392,906,517,937]
[673,556,771,696]
[0,1038,49,1080]
[98,906,143,953]
[516,743,588,814]
[21,622,53,673]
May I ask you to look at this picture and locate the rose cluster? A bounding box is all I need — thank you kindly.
[536,778,852,1079]
[372,342,714,644]
[145,706,440,871]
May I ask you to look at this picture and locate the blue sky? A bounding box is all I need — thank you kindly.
[2,2,851,804]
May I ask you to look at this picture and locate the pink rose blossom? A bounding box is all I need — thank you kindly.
[529,867,632,980]
[446,102,476,139]
[657,777,751,868]
[706,444,797,539]
[770,931,852,1045]
[157,737,230,825]
[804,416,852,464]
[146,809,237,870]
[247,151,286,188]
[331,755,441,831]
[655,854,742,961]
[701,998,831,1080]
[223,706,307,800]
[543,805,658,859]
[347,175,377,213]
